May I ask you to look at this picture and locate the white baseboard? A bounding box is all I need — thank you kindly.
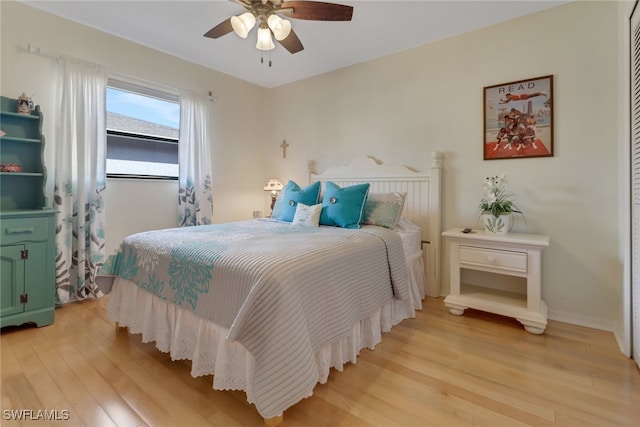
[547,309,613,332]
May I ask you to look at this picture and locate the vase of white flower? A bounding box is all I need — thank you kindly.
[479,173,523,234]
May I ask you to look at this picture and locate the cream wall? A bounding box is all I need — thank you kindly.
[617,0,634,356]
[0,1,628,334]
[0,1,269,255]
[265,0,624,331]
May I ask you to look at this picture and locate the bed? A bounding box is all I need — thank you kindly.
[105,152,443,426]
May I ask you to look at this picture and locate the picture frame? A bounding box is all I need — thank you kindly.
[483,75,553,160]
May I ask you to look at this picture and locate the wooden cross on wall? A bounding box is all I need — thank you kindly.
[280,140,289,159]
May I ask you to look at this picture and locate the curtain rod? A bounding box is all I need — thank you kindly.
[25,43,61,61]
[23,42,216,102]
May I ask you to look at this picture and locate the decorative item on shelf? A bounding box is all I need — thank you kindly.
[264,178,283,211]
[478,173,523,234]
[1,163,22,173]
[16,92,34,115]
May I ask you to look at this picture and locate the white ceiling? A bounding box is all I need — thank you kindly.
[21,0,570,88]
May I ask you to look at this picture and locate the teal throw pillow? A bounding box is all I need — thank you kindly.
[319,181,370,229]
[271,180,321,222]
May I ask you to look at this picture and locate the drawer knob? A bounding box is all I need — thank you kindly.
[486,255,496,264]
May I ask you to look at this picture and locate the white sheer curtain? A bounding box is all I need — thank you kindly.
[178,92,213,226]
[53,56,107,303]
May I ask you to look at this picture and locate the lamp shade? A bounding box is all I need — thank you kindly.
[264,179,284,192]
[267,15,292,41]
[256,27,275,50]
[231,12,256,38]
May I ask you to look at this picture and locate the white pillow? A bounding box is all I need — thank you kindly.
[292,203,322,227]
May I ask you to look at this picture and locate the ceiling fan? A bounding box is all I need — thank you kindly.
[203,0,353,54]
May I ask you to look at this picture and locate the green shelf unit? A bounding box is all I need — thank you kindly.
[1,174,46,211]
[0,104,41,141]
[0,96,47,210]
[1,96,56,328]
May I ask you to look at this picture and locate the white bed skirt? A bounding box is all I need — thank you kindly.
[108,251,425,416]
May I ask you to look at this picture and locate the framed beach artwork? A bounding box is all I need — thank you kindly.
[483,75,553,160]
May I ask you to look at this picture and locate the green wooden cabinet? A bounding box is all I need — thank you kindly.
[1,96,56,328]
[1,212,56,327]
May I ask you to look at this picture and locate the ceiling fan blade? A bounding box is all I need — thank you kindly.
[280,1,353,21]
[279,28,304,54]
[203,18,234,38]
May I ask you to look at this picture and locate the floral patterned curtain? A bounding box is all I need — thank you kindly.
[53,56,107,303]
[178,91,213,226]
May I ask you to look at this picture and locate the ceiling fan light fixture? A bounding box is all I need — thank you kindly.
[267,14,292,41]
[231,12,256,38]
[256,27,275,50]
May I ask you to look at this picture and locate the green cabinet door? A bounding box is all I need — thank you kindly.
[0,244,25,317]
[1,238,54,327]
[23,241,49,312]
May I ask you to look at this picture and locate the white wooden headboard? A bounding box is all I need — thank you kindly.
[309,151,443,297]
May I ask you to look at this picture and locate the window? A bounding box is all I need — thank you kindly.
[106,80,180,179]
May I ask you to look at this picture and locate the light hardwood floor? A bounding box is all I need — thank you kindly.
[2,296,639,426]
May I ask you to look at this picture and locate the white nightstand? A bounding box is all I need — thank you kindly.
[442,228,550,334]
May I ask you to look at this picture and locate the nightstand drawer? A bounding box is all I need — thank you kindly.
[459,245,526,273]
[1,217,49,245]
